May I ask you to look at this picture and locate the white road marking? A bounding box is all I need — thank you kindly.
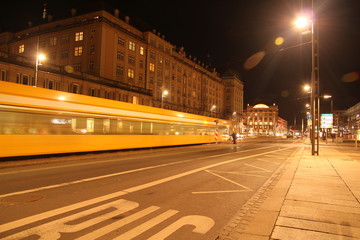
[0,147,294,235]
[113,210,179,240]
[243,163,272,172]
[192,190,251,194]
[0,159,195,198]
[0,147,220,175]
[255,158,281,164]
[1,198,138,240]
[205,170,253,190]
[148,215,215,240]
[208,170,269,178]
[76,206,160,240]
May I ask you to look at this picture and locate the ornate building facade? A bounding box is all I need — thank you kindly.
[0,4,243,120]
[243,103,287,135]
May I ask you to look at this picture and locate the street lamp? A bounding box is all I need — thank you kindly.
[210,105,216,117]
[323,94,333,113]
[34,53,45,87]
[161,89,168,108]
[295,6,320,155]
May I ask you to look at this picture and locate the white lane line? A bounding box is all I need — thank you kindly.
[0,159,192,199]
[0,149,209,175]
[0,147,293,233]
[113,210,179,240]
[0,145,274,175]
[208,170,269,178]
[0,146,275,198]
[255,158,281,164]
[205,170,252,190]
[192,190,251,194]
[243,163,272,172]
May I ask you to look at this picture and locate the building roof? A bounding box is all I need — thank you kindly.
[253,104,269,109]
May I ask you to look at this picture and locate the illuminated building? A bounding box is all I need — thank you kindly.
[0,3,243,120]
[244,103,287,135]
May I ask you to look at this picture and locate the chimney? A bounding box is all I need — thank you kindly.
[47,14,53,22]
[28,21,33,28]
[114,9,119,18]
[71,8,77,16]
[125,16,130,24]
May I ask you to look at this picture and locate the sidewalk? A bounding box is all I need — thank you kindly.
[220,139,360,240]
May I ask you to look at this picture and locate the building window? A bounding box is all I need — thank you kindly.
[22,75,30,85]
[129,41,135,51]
[128,55,135,65]
[139,60,144,68]
[89,44,95,54]
[74,63,81,72]
[70,83,79,93]
[149,63,155,72]
[89,60,94,70]
[45,79,57,90]
[49,52,56,60]
[117,51,124,60]
[116,66,124,75]
[89,88,97,97]
[75,32,83,41]
[39,39,47,48]
[74,46,83,56]
[61,50,69,59]
[139,74,143,82]
[60,35,70,44]
[140,46,144,55]
[49,37,57,46]
[1,70,7,81]
[118,37,125,46]
[18,44,25,53]
[127,68,134,78]
[90,29,96,39]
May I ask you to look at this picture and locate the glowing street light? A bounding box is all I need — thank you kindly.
[161,89,168,108]
[303,84,311,93]
[34,53,45,86]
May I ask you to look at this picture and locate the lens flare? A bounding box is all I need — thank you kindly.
[342,72,359,83]
[274,37,284,46]
[243,51,266,70]
[64,65,74,73]
[281,90,289,98]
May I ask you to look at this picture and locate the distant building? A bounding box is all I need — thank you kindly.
[344,102,360,134]
[244,103,287,135]
[0,4,243,120]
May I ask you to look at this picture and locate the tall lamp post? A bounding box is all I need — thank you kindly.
[295,3,320,155]
[161,89,168,108]
[34,54,45,87]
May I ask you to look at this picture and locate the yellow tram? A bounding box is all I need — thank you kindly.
[0,81,230,157]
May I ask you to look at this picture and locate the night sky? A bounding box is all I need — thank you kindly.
[1,0,359,125]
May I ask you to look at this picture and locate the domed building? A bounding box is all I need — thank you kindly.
[243,103,287,136]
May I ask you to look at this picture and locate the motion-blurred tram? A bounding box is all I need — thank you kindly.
[0,81,230,157]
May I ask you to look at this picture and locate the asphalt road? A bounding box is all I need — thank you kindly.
[0,137,301,239]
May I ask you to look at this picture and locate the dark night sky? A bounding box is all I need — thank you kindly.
[1,0,359,125]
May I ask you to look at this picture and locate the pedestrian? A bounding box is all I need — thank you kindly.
[231,132,237,144]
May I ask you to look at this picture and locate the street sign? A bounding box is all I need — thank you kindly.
[321,114,333,128]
